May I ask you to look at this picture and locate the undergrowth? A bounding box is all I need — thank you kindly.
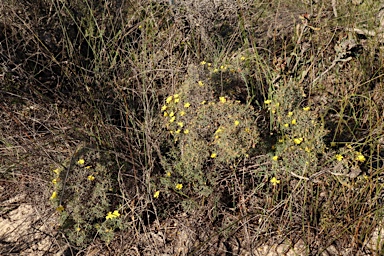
[1,0,384,255]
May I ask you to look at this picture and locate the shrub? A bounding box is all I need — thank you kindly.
[267,80,327,180]
[158,65,260,198]
[50,147,122,246]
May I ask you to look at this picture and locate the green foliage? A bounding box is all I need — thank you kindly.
[159,65,260,197]
[50,149,122,246]
[268,80,327,179]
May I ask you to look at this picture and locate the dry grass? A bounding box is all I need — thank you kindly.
[1,0,384,255]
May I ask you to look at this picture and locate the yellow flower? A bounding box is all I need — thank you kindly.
[184,102,191,108]
[220,65,226,70]
[234,120,240,126]
[271,109,276,114]
[52,178,58,184]
[154,191,160,198]
[174,98,180,103]
[169,116,176,123]
[355,153,366,162]
[183,129,189,134]
[166,96,173,104]
[270,177,280,185]
[215,127,223,134]
[264,100,272,105]
[291,119,297,125]
[50,191,57,200]
[275,103,280,107]
[175,183,183,190]
[169,111,175,117]
[166,172,171,177]
[335,154,343,161]
[77,159,85,165]
[106,210,120,220]
[303,106,310,111]
[207,63,212,66]
[240,56,246,61]
[213,68,219,73]
[174,94,179,99]
[85,166,92,169]
[272,155,279,161]
[164,112,168,117]
[53,168,60,174]
[180,111,186,116]
[56,205,64,212]
[75,227,81,232]
[161,105,167,112]
[87,175,95,181]
[177,122,183,127]
[201,100,206,104]
[200,61,207,65]
[284,123,289,127]
[175,129,181,134]
[211,153,217,158]
[219,97,226,103]
[293,138,303,145]
[198,81,204,86]
[288,111,293,117]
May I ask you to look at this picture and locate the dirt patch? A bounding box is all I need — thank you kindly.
[0,188,66,255]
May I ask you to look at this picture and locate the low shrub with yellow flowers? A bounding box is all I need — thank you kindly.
[263,76,372,237]
[159,65,260,198]
[326,143,367,183]
[49,148,123,246]
[266,80,368,185]
[266,80,327,180]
